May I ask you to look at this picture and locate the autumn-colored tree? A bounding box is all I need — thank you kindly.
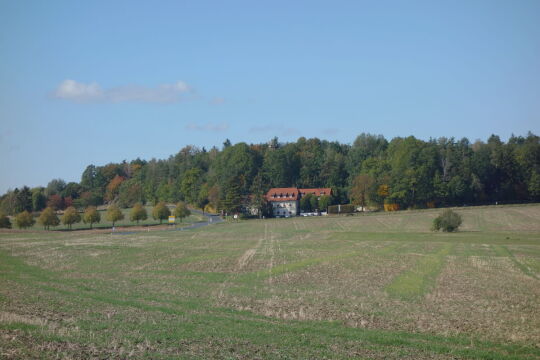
[152,201,170,224]
[38,207,60,230]
[106,204,124,227]
[208,185,220,210]
[62,206,81,230]
[0,211,11,228]
[83,206,101,229]
[174,201,191,222]
[105,175,125,202]
[15,211,35,229]
[47,194,64,210]
[63,196,73,208]
[377,184,389,197]
[350,174,375,211]
[130,203,147,224]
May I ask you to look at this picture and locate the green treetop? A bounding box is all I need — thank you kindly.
[152,201,170,224]
[106,204,124,227]
[130,203,148,225]
[83,206,101,229]
[38,207,60,230]
[174,201,191,222]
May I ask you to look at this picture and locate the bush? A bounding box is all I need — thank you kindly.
[152,201,170,224]
[432,209,462,232]
[0,211,11,228]
[328,204,355,214]
[83,206,101,229]
[38,207,60,230]
[15,211,35,229]
[62,206,81,230]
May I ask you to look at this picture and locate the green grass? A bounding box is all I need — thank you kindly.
[1,203,539,359]
[385,243,454,300]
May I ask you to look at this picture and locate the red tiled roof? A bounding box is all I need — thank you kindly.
[266,188,299,202]
[299,188,332,197]
[265,187,332,202]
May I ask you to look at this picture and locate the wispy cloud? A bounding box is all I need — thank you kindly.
[210,97,225,105]
[323,128,340,135]
[185,122,229,132]
[54,79,193,103]
[249,125,300,136]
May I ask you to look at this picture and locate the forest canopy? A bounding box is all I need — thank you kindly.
[1,132,539,215]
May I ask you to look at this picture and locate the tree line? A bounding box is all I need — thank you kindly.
[1,132,539,219]
[0,202,191,230]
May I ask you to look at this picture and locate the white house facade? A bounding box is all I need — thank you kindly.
[265,187,331,217]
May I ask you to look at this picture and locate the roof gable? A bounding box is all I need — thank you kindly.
[298,188,332,197]
[266,187,299,201]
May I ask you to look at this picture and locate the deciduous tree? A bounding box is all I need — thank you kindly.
[0,211,11,228]
[318,195,331,211]
[38,207,60,230]
[15,211,35,229]
[350,174,374,210]
[106,204,124,227]
[152,202,170,224]
[31,188,47,212]
[432,209,462,232]
[174,201,191,222]
[130,203,147,225]
[83,206,101,229]
[62,206,81,230]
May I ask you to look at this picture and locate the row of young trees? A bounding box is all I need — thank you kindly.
[1,133,539,215]
[0,202,191,230]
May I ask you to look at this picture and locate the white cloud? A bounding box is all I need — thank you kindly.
[54,80,104,102]
[185,122,229,132]
[54,80,193,103]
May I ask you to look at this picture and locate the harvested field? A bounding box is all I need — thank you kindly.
[1,204,539,359]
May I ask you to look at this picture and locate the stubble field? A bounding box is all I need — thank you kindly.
[1,204,539,359]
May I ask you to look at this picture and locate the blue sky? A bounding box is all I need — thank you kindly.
[1,0,539,193]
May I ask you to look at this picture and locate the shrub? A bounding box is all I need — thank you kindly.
[152,202,170,224]
[432,209,462,232]
[174,201,191,222]
[15,211,35,229]
[106,204,124,227]
[38,207,60,230]
[130,203,147,225]
[0,211,11,228]
[62,206,81,230]
[83,206,101,229]
[328,204,355,214]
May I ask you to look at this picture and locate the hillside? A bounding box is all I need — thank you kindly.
[1,204,539,359]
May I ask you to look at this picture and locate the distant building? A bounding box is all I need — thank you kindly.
[266,187,331,217]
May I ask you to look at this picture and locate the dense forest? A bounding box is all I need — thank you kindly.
[1,132,540,216]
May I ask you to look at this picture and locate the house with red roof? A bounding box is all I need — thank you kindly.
[265,187,332,217]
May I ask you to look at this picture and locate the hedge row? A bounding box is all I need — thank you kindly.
[327,204,356,214]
